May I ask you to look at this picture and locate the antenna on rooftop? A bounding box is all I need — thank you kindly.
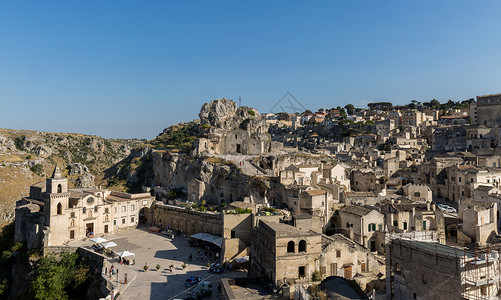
[239,96,242,108]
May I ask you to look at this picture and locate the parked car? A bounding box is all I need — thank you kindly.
[209,263,224,274]
[185,276,202,287]
[437,203,457,213]
[185,281,212,300]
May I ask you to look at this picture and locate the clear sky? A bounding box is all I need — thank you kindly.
[1,1,500,139]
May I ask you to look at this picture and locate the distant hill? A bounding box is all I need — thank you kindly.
[0,128,145,222]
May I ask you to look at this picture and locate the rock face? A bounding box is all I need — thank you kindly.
[0,133,16,152]
[66,163,95,188]
[0,129,139,222]
[199,98,238,129]
[193,99,281,156]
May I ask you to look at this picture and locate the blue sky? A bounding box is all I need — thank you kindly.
[1,1,500,139]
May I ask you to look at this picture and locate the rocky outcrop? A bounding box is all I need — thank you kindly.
[66,163,95,188]
[199,98,238,128]
[198,98,262,132]
[0,133,16,152]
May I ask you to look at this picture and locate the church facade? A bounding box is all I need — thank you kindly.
[15,166,155,248]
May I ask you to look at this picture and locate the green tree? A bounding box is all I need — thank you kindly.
[345,104,354,115]
[30,252,90,300]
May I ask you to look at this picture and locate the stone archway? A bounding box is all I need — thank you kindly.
[139,207,152,225]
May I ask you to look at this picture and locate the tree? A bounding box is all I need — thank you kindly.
[30,252,90,300]
[345,104,354,115]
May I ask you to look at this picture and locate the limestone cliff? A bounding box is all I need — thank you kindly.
[0,129,142,221]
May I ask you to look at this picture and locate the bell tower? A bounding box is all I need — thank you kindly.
[44,165,70,245]
[46,164,68,194]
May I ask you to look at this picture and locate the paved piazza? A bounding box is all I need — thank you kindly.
[70,227,245,299]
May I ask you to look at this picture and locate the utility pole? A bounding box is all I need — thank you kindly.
[239,96,242,108]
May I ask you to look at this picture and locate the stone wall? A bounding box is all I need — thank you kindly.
[153,204,223,236]
[388,239,462,300]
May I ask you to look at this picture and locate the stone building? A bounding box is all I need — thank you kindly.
[471,93,501,127]
[15,166,155,248]
[445,165,501,203]
[191,99,282,156]
[350,168,385,194]
[458,199,498,246]
[336,205,384,251]
[387,238,501,300]
[401,183,432,203]
[249,219,381,288]
[377,197,445,243]
[250,219,322,284]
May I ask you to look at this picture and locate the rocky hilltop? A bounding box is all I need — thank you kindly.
[0,129,143,221]
[105,98,331,206]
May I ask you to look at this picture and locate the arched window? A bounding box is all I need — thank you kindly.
[299,240,307,253]
[57,203,62,215]
[57,184,62,193]
[287,241,295,253]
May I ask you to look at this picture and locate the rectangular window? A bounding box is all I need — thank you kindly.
[122,206,126,212]
[368,224,372,232]
[336,250,341,258]
[131,217,134,223]
[393,220,398,226]
[378,224,382,231]
[403,222,407,230]
[131,204,135,211]
[459,177,461,182]
[105,208,109,214]
[122,218,125,224]
[113,219,116,225]
[70,212,75,218]
[114,207,117,214]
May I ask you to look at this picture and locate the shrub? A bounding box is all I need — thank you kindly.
[156,264,161,271]
[182,262,187,269]
[26,155,32,160]
[143,263,148,272]
[311,270,322,282]
[30,164,44,176]
[248,110,256,116]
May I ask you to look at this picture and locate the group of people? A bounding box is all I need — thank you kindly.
[190,245,219,263]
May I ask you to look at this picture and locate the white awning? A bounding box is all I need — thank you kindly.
[90,237,108,243]
[190,233,223,247]
[101,241,117,248]
[116,251,135,258]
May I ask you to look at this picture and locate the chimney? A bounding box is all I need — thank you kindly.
[427,202,431,211]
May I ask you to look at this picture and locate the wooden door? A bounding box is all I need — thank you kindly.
[361,263,366,272]
[344,266,352,279]
[330,263,337,276]
[70,230,74,239]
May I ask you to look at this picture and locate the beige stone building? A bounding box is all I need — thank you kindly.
[15,166,154,248]
[401,183,432,203]
[377,197,445,243]
[388,238,501,300]
[249,219,381,288]
[458,199,498,246]
[337,205,384,251]
[471,93,501,127]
